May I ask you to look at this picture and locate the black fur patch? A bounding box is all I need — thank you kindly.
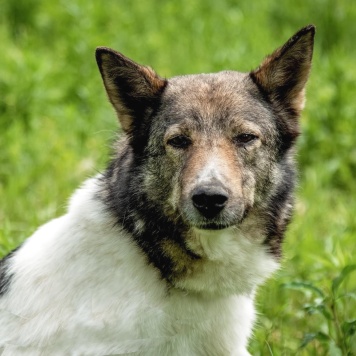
[100,149,200,284]
[263,160,296,257]
[0,248,18,296]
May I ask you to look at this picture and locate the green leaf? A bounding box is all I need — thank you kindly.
[332,265,356,295]
[300,332,330,348]
[282,281,325,297]
[342,320,356,336]
[303,304,333,320]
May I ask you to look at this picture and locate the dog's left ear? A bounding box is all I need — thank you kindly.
[96,48,167,134]
[250,25,315,117]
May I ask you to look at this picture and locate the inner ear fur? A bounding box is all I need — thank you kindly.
[250,25,315,116]
[95,47,167,134]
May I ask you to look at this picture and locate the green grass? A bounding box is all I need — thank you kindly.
[1,0,355,354]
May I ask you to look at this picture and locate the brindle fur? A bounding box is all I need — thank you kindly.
[97,25,315,288]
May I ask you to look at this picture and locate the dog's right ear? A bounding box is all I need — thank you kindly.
[95,48,167,134]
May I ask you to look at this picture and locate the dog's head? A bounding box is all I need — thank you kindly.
[96,26,315,293]
[96,25,314,232]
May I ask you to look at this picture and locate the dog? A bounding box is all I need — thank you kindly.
[0,25,315,355]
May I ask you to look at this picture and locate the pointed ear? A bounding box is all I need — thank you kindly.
[250,25,315,116]
[95,47,167,133]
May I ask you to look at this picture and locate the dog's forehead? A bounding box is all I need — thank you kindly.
[166,71,248,100]
[159,71,272,130]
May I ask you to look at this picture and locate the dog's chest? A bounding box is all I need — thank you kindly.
[2,262,253,355]
[0,179,256,355]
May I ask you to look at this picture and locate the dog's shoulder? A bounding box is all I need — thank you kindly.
[0,177,167,352]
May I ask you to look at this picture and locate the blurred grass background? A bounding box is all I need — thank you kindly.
[0,0,355,354]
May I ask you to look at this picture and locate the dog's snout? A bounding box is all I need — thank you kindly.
[192,187,228,219]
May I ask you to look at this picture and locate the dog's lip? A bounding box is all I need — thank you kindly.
[195,223,230,231]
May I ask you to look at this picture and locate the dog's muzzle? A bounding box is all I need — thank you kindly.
[180,181,245,231]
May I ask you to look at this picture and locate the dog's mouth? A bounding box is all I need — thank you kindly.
[195,222,231,231]
[180,196,248,232]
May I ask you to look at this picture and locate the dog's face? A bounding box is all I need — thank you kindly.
[142,72,277,232]
[96,26,314,293]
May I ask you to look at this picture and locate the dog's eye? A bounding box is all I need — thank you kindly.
[233,133,258,145]
[167,135,191,149]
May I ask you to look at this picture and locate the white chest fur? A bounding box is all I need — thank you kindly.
[0,178,274,355]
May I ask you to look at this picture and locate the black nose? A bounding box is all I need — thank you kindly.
[192,187,228,219]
